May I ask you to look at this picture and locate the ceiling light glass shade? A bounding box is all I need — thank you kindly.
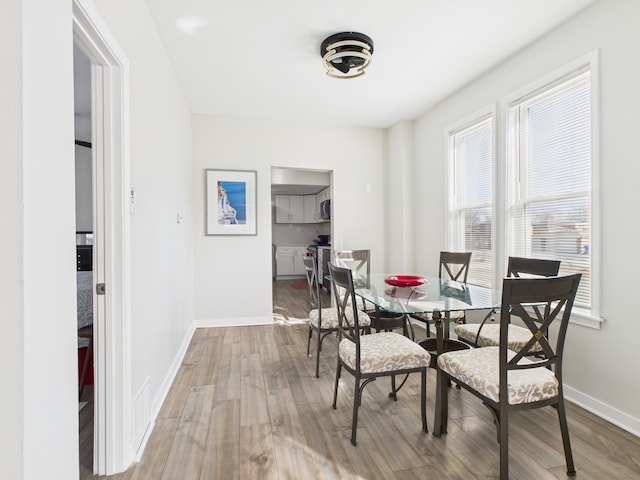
[320,32,374,79]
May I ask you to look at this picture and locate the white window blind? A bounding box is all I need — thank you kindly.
[506,68,592,308]
[447,116,493,287]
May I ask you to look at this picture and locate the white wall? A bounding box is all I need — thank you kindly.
[1,1,27,477]
[192,115,385,325]
[90,0,195,435]
[0,0,79,478]
[1,0,195,476]
[385,121,416,273]
[407,0,640,432]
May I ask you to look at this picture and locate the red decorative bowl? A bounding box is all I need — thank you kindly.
[384,275,427,287]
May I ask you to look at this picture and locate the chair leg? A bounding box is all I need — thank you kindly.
[351,374,361,446]
[390,375,397,401]
[556,397,576,475]
[315,328,322,378]
[307,326,312,356]
[421,369,428,433]
[499,405,509,480]
[332,361,342,409]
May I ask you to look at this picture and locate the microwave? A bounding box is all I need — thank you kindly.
[320,199,331,220]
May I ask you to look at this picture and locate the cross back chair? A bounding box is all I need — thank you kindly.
[328,263,431,446]
[455,256,561,350]
[439,251,472,283]
[411,251,472,338]
[333,249,409,337]
[303,255,371,378]
[436,273,581,480]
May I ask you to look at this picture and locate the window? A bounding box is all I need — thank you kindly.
[446,110,494,287]
[506,64,594,314]
[445,52,600,325]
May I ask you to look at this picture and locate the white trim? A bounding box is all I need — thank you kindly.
[502,50,598,108]
[443,104,497,247]
[196,316,275,328]
[73,0,131,475]
[569,308,604,329]
[565,386,640,438]
[443,103,498,285]
[134,323,196,462]
[501,49,600,318]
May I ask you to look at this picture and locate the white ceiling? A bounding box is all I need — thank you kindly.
[144,0,596,129]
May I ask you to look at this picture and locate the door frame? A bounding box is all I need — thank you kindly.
[73,0,132,474]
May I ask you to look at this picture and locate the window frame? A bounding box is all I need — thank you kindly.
[501,50,601,328]
[444,104,497,289]
[444,50,602,329]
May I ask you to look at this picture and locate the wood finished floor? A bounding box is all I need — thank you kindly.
[81,279,640,479]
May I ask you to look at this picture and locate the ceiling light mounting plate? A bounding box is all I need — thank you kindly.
[320,31,374,79]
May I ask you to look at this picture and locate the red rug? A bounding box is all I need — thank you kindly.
[290,283,308,289]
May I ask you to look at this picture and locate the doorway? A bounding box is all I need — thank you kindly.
[73,0,132,474]
[270,167,333,323]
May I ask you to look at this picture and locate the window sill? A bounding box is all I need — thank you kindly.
[570,308,604,330]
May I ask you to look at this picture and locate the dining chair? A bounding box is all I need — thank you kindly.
[332,249,371,282]
[410,251,472,338]
[454,256,561,350]
[333,249,413,337]
[436,273,581,479]
[329,263,431,446]
[304,255,371,378]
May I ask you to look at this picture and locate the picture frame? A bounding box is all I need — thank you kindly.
[205,169,257,235]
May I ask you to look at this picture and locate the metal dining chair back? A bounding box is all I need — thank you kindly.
[455,256,561,349]
[437,273,581,479]
[328,263,430,446]
[304,255,371,378]
[439,251,472,283]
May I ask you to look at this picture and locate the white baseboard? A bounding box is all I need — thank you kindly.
[196,316,274,328]
[565,385,640,437]
[132,317,272,461]
[133,321,197,461]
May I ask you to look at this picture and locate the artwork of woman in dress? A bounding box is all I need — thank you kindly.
[217,181,246,225]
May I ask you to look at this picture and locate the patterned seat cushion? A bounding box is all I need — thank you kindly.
[438,346,558,404]
[310,307,371,330]
[454,323,543,352]
[339,332,431,374]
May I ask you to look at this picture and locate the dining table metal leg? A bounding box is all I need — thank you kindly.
[432,310,448,436]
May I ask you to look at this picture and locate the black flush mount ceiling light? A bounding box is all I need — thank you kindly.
[320,32,374,79]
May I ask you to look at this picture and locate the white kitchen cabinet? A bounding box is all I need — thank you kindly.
[275,195,304,223]
[276,246,308,276]
[303,195,317,223]
[276,246,295,275]
[294,247,308,274]
[317,187,330,203]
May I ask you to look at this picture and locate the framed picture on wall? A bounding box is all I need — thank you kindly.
[205,169,257,235]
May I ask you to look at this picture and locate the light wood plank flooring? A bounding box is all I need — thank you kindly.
[81,279,640,479]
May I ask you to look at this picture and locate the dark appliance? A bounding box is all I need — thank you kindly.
[317,234,330,245]
[320,199,331,220]
[76,245,93,271]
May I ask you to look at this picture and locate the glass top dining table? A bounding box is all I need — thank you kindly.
[353,273,501,318]
[353,273,502,436]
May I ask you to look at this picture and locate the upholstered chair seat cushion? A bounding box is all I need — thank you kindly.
[310,307,371,330]
[438,346,558,404]
[454,323,543,352]
[339,332,431,375]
